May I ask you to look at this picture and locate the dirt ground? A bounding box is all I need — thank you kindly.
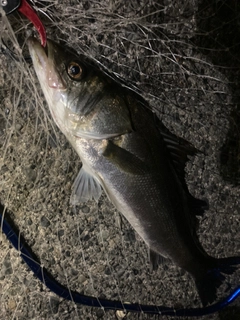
[0,1,239,319]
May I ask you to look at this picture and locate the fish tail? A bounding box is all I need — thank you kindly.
[194,256,240,306]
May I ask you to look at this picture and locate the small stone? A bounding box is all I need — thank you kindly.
[58,229,64,237]
[40,216,50,228]
[23,166,37,183]
[95,308,105,318]
[78,275,87,284]
[71,268,79,276]
[104,267,111,275]
[81,205,90,213]
[8,299,16,311]
[65,250,71,257]
[3,260,13,275]
[100,229,109,241]
[116,309,128,319]
[49,296,59,314]
[123,230,135,242]
[132,268,139,275]
[83,233,90,241]
[15,123,22,131]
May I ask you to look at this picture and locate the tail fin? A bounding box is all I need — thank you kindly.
[194,256,240,306]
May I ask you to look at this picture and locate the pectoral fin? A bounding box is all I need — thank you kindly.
[100,140,148,175]
[70,166,102,205]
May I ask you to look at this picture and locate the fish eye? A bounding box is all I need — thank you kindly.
[67,61,84,80]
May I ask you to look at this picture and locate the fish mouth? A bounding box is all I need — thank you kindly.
[28,37,66,90]
[28,37,48,68]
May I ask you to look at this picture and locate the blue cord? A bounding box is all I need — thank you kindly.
[0,204,239,316]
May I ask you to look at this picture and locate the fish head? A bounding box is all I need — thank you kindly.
[28,37,132,140]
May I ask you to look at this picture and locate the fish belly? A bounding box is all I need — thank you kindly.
[75,135,200,268]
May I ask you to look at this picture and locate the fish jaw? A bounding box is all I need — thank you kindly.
[28,37,67,90]
[28,37,68,132]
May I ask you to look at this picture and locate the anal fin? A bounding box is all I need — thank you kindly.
[149,248,167,272]
[70,166,102,205]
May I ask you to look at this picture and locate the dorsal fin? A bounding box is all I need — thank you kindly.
[156,118,209,216]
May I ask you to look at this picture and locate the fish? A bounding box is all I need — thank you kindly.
[28,37,240,306]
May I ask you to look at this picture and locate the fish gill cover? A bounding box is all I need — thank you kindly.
[0,0,239,319]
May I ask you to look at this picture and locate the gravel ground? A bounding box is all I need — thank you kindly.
[0,1,239,319]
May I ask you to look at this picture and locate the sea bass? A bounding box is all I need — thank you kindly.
[28,37,239,306]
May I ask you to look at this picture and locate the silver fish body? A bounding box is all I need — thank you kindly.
[74,111,198,267]
[28,37,240,305]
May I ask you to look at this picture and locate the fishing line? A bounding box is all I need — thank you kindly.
[0,203,239,317]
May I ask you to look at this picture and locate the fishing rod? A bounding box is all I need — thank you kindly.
[0,202,239,317]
